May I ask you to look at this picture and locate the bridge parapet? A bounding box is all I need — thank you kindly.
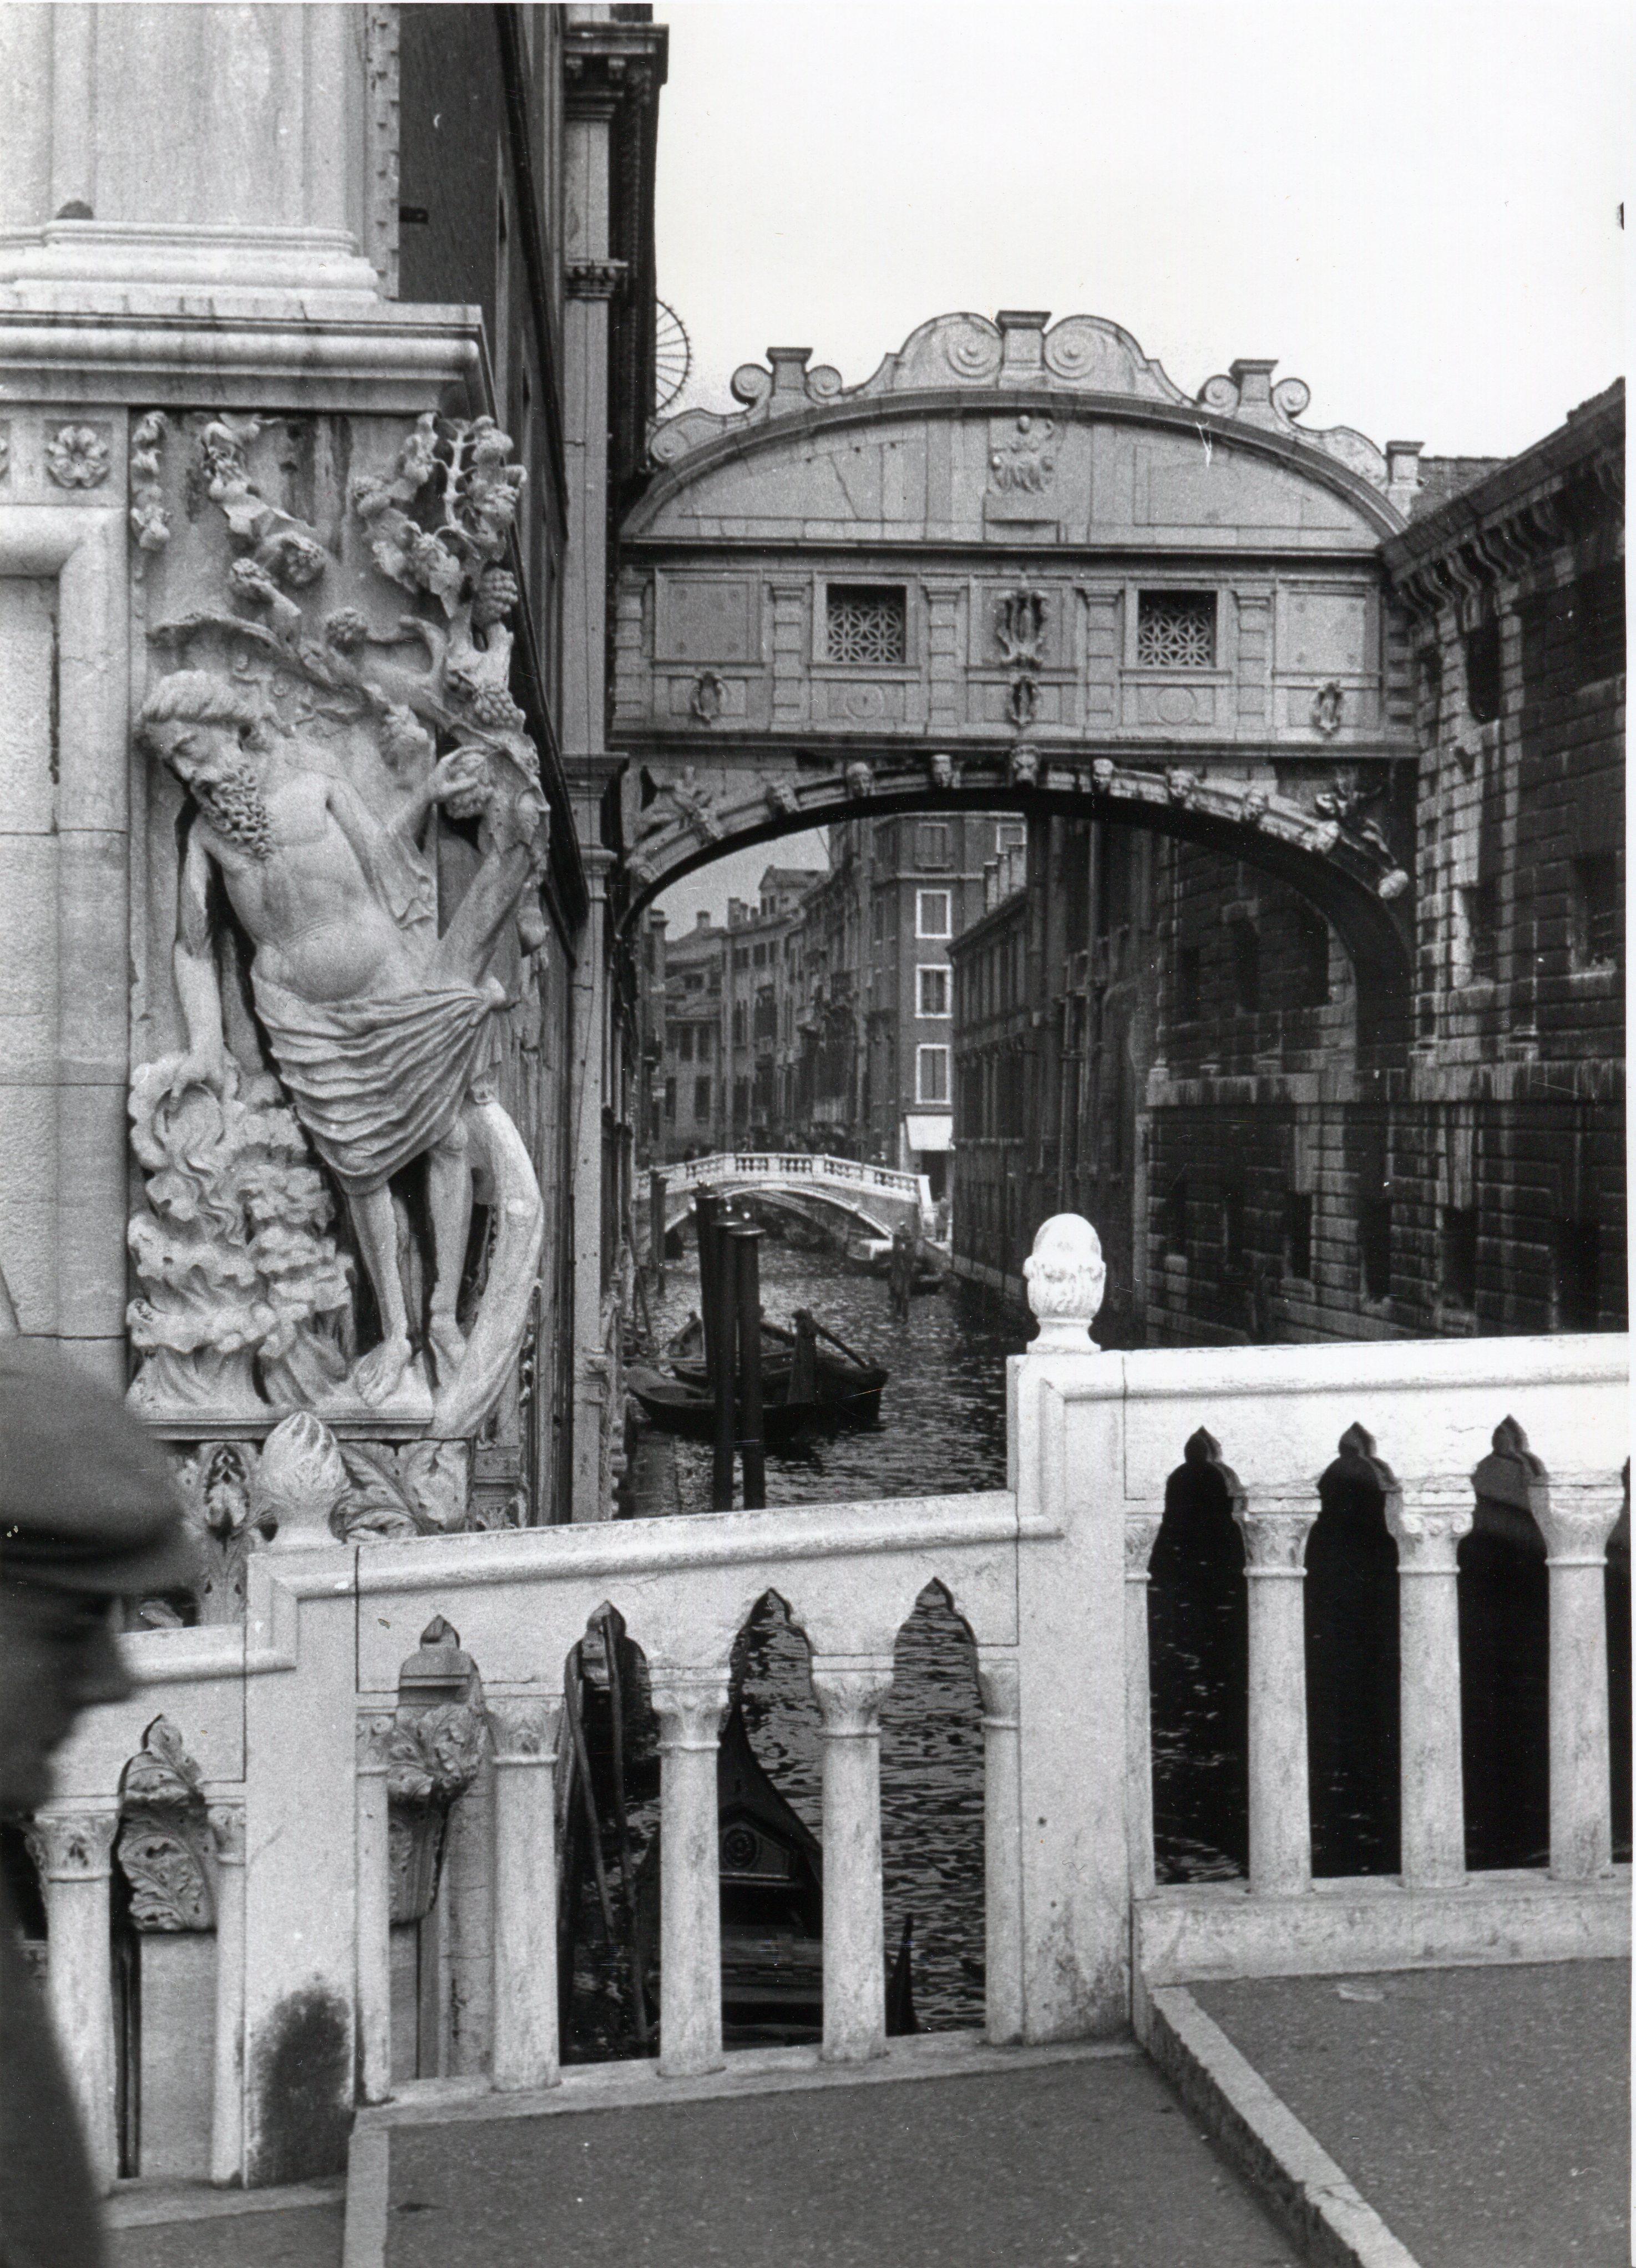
[657,1151,935,1236]
[33,1219,1629,2186]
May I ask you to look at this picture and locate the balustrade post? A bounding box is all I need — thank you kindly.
[811,1657,895,2064]
[1232,1502,1319,1895]
[1384,1492,1471,1888]
[487,1696,564,2091]
[975,1648,1024,2044]
[27,1808,119,2192]
[354,1709,396,2105]
[650,1671,729,2077]
[1536,1487,1624,1880]
[205,1795,247,2184]
[1123,1514,1165,1897]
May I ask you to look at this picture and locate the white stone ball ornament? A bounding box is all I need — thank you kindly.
[1024,1213,1105,1351]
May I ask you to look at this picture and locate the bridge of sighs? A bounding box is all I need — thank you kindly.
[608,309,1426,1019]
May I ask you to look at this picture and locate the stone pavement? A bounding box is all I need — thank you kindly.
[1189,1960,1630,2268]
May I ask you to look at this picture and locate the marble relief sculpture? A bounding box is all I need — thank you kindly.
[128,411,548,1447]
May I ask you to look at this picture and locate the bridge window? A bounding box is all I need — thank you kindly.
[826,582,907,664]
[1137,591,1216,669]
[916,1045,950,1104]
[917,889,951,939]
[917,966,950,1018]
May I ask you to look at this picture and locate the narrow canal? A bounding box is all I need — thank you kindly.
[562,1231,1629,2060]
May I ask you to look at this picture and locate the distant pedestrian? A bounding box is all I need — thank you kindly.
[887,1223,917,1320]
[0,1340,196,2268]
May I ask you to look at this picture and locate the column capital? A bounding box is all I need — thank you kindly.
[26,1808,118,1880]
[355,1705,397,1775]
[649,1671,730,1753]
[975,1648,1020,1728]
[205,1796,247,1866]
[1124,1510,1165,1577]
[1233,1499,1319,1575]
[487,1694,563,1765]
[811,1657,895,1737]
[1534,1481,1626,1567]
[1385,1489,1473,1573]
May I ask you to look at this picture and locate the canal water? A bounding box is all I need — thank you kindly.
[563,1231,1629,2059]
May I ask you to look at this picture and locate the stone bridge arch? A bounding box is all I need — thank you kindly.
[610,309,1425,1015]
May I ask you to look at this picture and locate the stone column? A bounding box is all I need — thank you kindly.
[27,1808,119,2192]
[1384,1492,1471,1888]
[975,1647,1023,2046]
[205,1794,247,2185]
[1123,1512,1165,1897]
[354,1709,396,2105]
[487,1694,563,2093]
[1232,1501,1319,1895]
[1536,1487,1624,1880]
[650,1671,729,2078]
[811,1657,895,2065]
[570,846,615,1522]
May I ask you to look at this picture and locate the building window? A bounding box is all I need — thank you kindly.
[916,823,952,869]
[1441,1205,1478,1307]
[731,1002,746,1046]
[1229,919,1261,1014]
[1285,1190,1314,1280]
[1137,590,1215,668]
[1568,561,1624,688]
[916,1045,950,1104]
[1553,1217,1600,1330]
[1291,900,1331,1007]
[678,1026,694,1062]
[663,1077,676,1124]
[1463,616,1503,723]
[917,966,950,1018]
[693,1077,712,1120]
[1455,881,1498,986]
[1176,946,1201,1022]
[1570,854,1620,971]
[1359,1198,1392,1301]
[917,889,952,938]
[1162,1172,1188,1257]
[826,582,906,664]
[698,1025,713,1061]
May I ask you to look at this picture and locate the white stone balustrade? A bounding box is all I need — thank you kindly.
[26,1261,1628,2190]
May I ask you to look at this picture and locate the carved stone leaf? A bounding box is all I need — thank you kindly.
[398,1440,470,1531]
[118,1822,215,1932]
[337,1443,420,1538]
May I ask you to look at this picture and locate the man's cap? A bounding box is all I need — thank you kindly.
[0,1340,198,1595]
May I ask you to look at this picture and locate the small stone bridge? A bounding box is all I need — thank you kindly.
[654,1152,936,1245]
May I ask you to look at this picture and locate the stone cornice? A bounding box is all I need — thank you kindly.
[563,19,669,116]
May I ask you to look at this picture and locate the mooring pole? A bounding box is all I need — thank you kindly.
[650,1166,666,1292]
[695,1188,721,1390]
[730,1224,766,1510]
[708,1209,738,1511]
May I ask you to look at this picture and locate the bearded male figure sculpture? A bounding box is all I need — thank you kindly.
[138,669,541,1412]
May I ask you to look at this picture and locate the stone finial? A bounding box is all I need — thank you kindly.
[253,1410,348,1548]
[1023,1213,1104,1351]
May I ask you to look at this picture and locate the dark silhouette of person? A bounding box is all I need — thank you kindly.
[0,1338,195,2268]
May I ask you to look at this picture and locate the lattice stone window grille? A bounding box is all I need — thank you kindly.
[1137,591,1216,668]
[827,584,907,664]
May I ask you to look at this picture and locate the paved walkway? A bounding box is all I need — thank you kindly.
[1191,1960,1630,2268]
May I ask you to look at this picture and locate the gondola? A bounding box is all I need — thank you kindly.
[663,1312,888,1418]
[625,1363,878,1443]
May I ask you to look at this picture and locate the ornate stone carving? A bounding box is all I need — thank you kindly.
[994,588,1048,665]
[336,1438,473,1539]
[689,669,725,723]
[1385,1490,1473,1572]
[1006,676,1040,729]
[843,760,874,798]
[385,1622,486,1924]
[1234,1497,1318,1574]
[565,258,629,300]
[649,1672,731,1753]
[137,503,547,1430]
[45,422,111,489]
[129,412,170,553]
[126,1056,352,1423]
[1008,744,1039,787]
[810,1660,895,1736]
[641,763,721,844]
[196,416,328,619]
[1310,681,1344,737]
[171,1442,265,1620]
[928,750,957,789]
[989,417,1056,497]
[206,1800,247,1867]
[763,777,800,818]
[1022,1212,1104,1350]
[117,1717,214,1931]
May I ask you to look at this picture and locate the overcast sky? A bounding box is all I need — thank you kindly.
[645,0,1629,926]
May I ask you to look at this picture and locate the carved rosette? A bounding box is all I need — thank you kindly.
[117,1717,214,1931]
[1233,1500,1319,1575]
[1022,1213,1105,1351]
[25,1811,118,1882]
[45,422,111,489]
[810,1660,895,1741]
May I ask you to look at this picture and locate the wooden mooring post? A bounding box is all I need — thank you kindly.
[730,1222,766,1510]
[650,1166,666,1292]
